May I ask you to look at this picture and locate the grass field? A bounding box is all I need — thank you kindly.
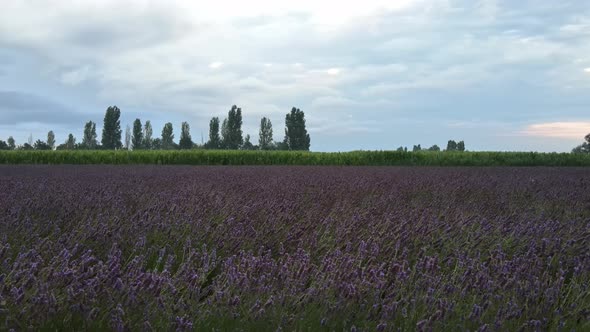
[0,166,589,330]
[1,149,590,166]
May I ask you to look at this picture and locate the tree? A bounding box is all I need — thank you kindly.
[101,106,122,149]
[206,117,221,149]
[47,131,56,150]
[396,146,408,152]
[221,118,230,149]
[82,121,98,149]
[446,140,457,151]
[242,134,255,150]
[412,144,422,152]
[428,144,441,151]
[457,141,465,152]
[179,122,193,149]
[258,117,273,150]
[34,139,51,150]
[0,140,8,150]
[152,138,162,150]
[7,136,15,150]
[66,133,76,150]
[221,105,243,149]
[124,125,131,150]
[283,107,310,151]
[132,119,143,150]
[20,143,34,151]
[143,121,153,150]
[573,134,590,153]
[161,123,174,149]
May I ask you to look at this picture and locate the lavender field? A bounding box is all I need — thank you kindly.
[0,166,589,331]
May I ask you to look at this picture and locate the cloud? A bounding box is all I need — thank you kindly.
[0,91,90,126]
[519,122,590,139]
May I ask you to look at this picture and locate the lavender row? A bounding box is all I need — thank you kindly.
[0,166,589,331]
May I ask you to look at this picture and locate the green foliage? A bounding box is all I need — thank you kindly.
[284,107,310,151]
[242,134,255,150]
[457,140,465,152]
[7,136,15,150]
[33,139,51,150]
[221,105,243,149]
[47,131,56,150]
[179,121,193,150]
[161,123,175,150]
[143,120,153,150]
[206,117,221,149]
[446,140,458,151]
[0,140,9,150]
[101,106,122,149]
[572,133,590,153]
[2,150,590,166]
[132,118,143,150]
[259,117,273,150]
[428,145,441,151]
[82,121,98,149]
[413,144,422,152]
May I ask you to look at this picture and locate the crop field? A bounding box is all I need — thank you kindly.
[0,166,589,331]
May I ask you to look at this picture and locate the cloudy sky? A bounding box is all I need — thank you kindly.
[1,0,589,151]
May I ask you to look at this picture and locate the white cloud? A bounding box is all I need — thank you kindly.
[326,68,341,75]
[519,122,590,139]
[209,62,224,69]
[584,68,590,73]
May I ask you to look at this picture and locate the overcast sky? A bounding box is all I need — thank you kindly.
[1,0,589,151]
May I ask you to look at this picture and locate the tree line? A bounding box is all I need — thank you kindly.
[396,140,466,152]
[572,134,590,154]
[0,105,311,151]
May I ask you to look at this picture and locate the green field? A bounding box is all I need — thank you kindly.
[1,150,590,166]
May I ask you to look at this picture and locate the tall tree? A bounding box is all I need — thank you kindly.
[124,125,131,150]
[258,117,273,150]
[207,117,221,149]
[283,107,310,151]
[82,121,98,149]
[143,121,153,150]
[221,118,230,149]
[457,141,465,152]
[47,131,55,150]
[222,105,243,149]
[7,136,15,150]
[179,122,193,149]
[66,134,76,150]
[101,106,122,149]
[428,145,441,151]
[161,122,174,149]
[0,140,8,150]
[132,119,143,150]
[446,140,457,151]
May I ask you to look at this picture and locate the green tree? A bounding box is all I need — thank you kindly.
[412,144,422,152]
[124,125,131,150]
[7,136,15,150]
[242,134,255,150]
[428,144,441,151]
[258,117,273,150]
[207,117,221,149]
[0,140,8,150]
[132,119,143,150]
[66,133,76,150]
[572,134,590,153]
[221,105,243,149]
[161,122,175,149]
[446,140,457,151]
[283,107,310,151]
[34,139,51,150]
[101,106,122,149]
[457,141,465,152]
[179,122,193,149]
[82,121,98,149]
[143,121,153,150]
[47,131,56,150]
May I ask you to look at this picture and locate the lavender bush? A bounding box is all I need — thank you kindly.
[0,166,588,331]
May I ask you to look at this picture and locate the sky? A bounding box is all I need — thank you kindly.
[0,0,589,152]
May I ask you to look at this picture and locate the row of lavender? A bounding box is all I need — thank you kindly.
[0,166,589,330]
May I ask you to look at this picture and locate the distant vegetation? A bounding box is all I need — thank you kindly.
[2,150,590,166]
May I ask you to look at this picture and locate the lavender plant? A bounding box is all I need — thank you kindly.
[0,166,588,331]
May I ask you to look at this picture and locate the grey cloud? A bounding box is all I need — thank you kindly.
[0,91,91,125]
